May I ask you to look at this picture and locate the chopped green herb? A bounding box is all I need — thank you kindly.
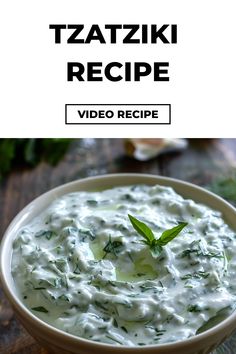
[115,223,128,232]
[103,236,123,258]
[187,304,201,313]
[73,263,80,274]
[182,242,224,260]
[151,199,161,205]
[107,280,116,287]
[31,306,49,313]
[128,214,188,258]
[58,294,70,302]
[121,193,137,202]
[55,246,62,254]
[33,286,46,290]
[181,271,210,280]
[66,227,78,235]
[105,335,123,345]
[121,326,128,333]
[94,301,108,312]
[159,281,164,288]
[53,277,63,288]
[145,326,166,337]
[79,229,95,241]
[204,252,224,259]
[35,230,56,240]
[155,329,166,336]
[165,315,174,323]
[140,284,159,293]
[53,258,67,272]
[86,200,98,206]
[127,252,134,263]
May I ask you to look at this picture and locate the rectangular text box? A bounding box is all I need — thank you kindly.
[65,104,171,125]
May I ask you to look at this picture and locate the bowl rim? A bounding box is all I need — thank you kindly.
[1,172,236,351]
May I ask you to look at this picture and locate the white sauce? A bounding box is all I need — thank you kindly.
[11,185,236,346]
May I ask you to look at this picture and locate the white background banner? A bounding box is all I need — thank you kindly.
[0,0,235,137]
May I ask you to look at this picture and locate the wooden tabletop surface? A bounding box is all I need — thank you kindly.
[1,138,236,354]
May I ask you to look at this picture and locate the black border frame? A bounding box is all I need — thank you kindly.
[65,104,171,125]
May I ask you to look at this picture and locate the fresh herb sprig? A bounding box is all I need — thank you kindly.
[128,214,188,258]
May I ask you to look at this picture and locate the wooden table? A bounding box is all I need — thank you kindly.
[1,138,236,354]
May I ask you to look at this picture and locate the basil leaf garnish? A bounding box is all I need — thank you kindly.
[128,214,188,258]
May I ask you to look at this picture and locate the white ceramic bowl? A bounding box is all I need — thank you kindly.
[1,173,236,354]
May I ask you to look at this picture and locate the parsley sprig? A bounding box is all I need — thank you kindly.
[128,214,188,258]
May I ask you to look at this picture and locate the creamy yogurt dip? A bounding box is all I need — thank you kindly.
[11,184,236,346]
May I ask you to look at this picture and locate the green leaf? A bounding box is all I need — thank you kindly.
[128,214,188,258]
[157,222,188,246]
[31,306,49,313]
[128,214,155,244]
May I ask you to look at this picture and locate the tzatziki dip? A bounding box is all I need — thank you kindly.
[11,184,236,346]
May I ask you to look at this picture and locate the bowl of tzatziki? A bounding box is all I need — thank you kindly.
[1,173,236,354]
